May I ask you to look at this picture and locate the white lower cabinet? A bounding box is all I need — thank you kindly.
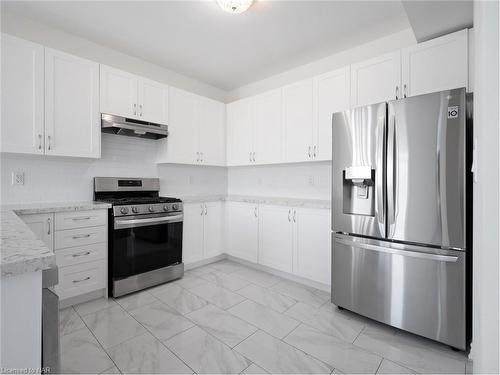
[293,208,331,285]
[20,209,108,301]
[182,201,223,264]
[226,202,259,263]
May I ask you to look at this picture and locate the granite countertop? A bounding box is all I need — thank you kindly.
[0,201,111,278]
[180,195,331,209]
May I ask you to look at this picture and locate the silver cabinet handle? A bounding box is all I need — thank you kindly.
[254,206,258,218]
[200,204,204,215]
[139,104,143,116]
[47,135,52,150]
[395,85,399,100]
[72,217,91,221]
[133,103,137,116]
[72,251,91,258]
[72,234,91,239]
[313,145,317,158]
[249,152,252,162]
[72,276,90,283]
[253,152,256,162]
[308,146,312,158]
[201,152,204,163]
[403,84,407,98]
[38,134,42,150]
[293,210,296,222]
[287,209,291,222]
[204,204,207,215]
[196,152,200,162]
[47,217,51,235]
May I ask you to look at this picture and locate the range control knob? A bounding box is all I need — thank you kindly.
[172,203,179,211]
[120,207,129,215]
[148,205,155,213]
[132,206,139,213]
[163,205,170,212]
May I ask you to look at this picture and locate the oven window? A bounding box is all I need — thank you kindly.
[112,221,183,279]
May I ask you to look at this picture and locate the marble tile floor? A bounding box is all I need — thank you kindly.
[60,259,470,374]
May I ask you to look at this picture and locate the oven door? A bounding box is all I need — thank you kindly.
[112,212,183,281]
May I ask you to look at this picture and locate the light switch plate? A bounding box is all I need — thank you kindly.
[12,171,25,186]
[308,175,315,186]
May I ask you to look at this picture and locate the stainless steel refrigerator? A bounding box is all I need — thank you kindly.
[331,87,471,350]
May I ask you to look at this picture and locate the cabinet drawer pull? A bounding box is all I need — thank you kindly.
[72,234,91,239]
[72,217,91,221]
[254,206,258,218]
[308,146,312,158]
[72,276,91,283]
[47,135,52,150]
[395,85,399,100]
[133,103,137,116]
[139,104,143,116]
[38,134,43,150]
[293,210,296,222]
[288,209,291,222]
[47,217,51,235]
[403,84,407,98]
[72,251,91,258]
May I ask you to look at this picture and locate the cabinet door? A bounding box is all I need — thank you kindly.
[138,78,168,124]
[198,97,226,166]
[182,203,204,264]
[402,29,468,97]
[100,65,138,118]
[351,51,401,107]
[45,48,100,158]
[20,213,54,251]
[283,79,314,163]
[1,34,44,154]
[293,208,331,285]
[254,89,283,164]
[226,202,259,263]
[258,205,293,273]
[160,87,198,164]
[203,202,223,259]
[314,67,351,161]
[226,98,254,166]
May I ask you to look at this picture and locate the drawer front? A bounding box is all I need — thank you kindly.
[55,210,107,230]
[55,226,107,249]
[56,242,107,267]
[54,260,106,300]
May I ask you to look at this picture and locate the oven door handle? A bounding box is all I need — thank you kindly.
[115,214,183,229]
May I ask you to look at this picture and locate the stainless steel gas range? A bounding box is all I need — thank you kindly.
[94,177,184,297]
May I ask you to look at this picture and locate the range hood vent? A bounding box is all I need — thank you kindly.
[101,113,168,140]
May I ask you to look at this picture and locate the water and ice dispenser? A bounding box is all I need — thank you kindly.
[342,166,375,216]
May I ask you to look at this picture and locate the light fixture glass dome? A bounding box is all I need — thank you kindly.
[217,0,254,14]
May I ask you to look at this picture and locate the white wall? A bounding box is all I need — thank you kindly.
[228,162,331,200]
[0,12,228,103]
[0,135,227,204]
[472,0,500,373]
[227,29,416,101]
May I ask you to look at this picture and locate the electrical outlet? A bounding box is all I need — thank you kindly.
[12,171,25,186]
[308,175,315,186]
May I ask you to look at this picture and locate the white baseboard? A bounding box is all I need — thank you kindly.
[184,254,227,270]
[59,288,106,309]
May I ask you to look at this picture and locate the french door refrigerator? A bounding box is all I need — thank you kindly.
[331,87,471,350]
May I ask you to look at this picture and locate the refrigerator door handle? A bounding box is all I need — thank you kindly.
[375,114,385,228]
[335,237,459,263]
[387,110,396,236]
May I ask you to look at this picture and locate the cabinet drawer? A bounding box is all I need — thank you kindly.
[55,210,107,230]
[56,242,107,267]
[55,226,106,249]
[54,260,106,300]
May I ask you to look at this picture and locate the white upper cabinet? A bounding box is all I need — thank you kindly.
[100,65,168,124]
[402,29,468,97]
[160,87,198,164]
[226,202,259,263]
[313,66,351,161]
[100,65,138,119]
[351,51,402,107]
[293,208,331,285]
[198,97,226,166]
[45,48,100,158]
[227,97,255,166]
[1,34,44,154]
[254,89,283,164]
[138,78,169,124]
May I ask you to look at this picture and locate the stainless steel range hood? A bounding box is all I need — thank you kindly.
[101,113,168,140]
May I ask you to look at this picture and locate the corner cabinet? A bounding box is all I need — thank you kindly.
[182,201,223,264]
[157,88,225,166]
[1,34,100,158]
[226,97,255,166]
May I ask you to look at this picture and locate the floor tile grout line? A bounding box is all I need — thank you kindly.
[374,356,384,374]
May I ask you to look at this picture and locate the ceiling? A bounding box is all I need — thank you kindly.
[1,1,472,91]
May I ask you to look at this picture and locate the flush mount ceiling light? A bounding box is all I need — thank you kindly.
[217,0,254,14]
